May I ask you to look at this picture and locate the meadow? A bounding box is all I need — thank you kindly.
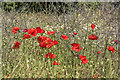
[1,2,119,78]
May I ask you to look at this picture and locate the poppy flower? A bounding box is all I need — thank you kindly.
[74,32,77,35]
[49,53,56,59]
[91,24,95,30]
[15,41,21,46]
[53,61,60,65]
[37,36,47,43]
[108,46,115,53]
[82,58,89,64]
[13,26,20,31]
[12,41,21,49]
[71,43,79,47]
[97,51,101,54]
[28,28,37,37]
[23,28,28,33]
[36,27,45,33]
[47,30,56,35]
[39,41,47,48]
[12,30,17,34]
[79,55,86,61]
[61,35,68,40]
[88,34,98,40]
[79,55,88,64]
[71,43,82,52]
[46,42,54,49]
[72,47,82,52]
[44,54,48,58]
[53,61,56,65]
[54,40,58,45]
[23,34,31,39]
[37,36,56,49]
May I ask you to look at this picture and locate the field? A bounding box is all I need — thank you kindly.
[1,2,119,78]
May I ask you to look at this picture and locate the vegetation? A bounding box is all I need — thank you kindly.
[0,2,119,78]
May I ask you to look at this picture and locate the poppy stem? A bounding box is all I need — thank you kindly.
[109,52,113,78]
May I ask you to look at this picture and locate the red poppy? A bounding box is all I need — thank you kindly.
[79,55,86,61]
[12,30,17,34]
[71,43,79,47]
[46,43,53,49]
[23,29,28,33]
[47,30,56,35]
[82,58,89,64]
[79,55,88,64]
[61,35,68,40]
[23,34,31,39]
[13,26,20,31]
[12,41,21,49]
[54,40,58,45]
[108,46,115,53]
[91,24,95,30]
[44,54,48,58]
[52,61,60,65]
[36,27,45,33]
[37,36,47,43]
[71,43,82,52]
[72,47,82,52]
[56,62,60,65]
[46,38,53,42]
[28,28,37,37]
[53,61,56,65]
[97,51,101,54]
[39,41,47,48]
[88,34,98,40]
[37,36,56,49]
[49,53,56,59]
[74,32,77,35]
[15,41,21,46]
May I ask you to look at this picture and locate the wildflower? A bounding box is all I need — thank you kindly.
[12,41,21,49]
[61,34,68,40]
[49,53,56,59]
[82,58,89,64]
[91,24,95,30]
[108,46,115,53]
[97,51,101,54]
[54,40,58,45]
[52,61,60,65]
[36,27,45,33]
[79,55,88,64]
[47,30,56,35]
[12,30,17,34]
[88,34,98,40]
[13,26,20,31]
[28,28,37,37]
[74,32,77,35]
[23,34,31,39]
[71,43,82,52]
[23,28,28,33]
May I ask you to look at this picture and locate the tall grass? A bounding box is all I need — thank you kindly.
[1,2,119,78]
